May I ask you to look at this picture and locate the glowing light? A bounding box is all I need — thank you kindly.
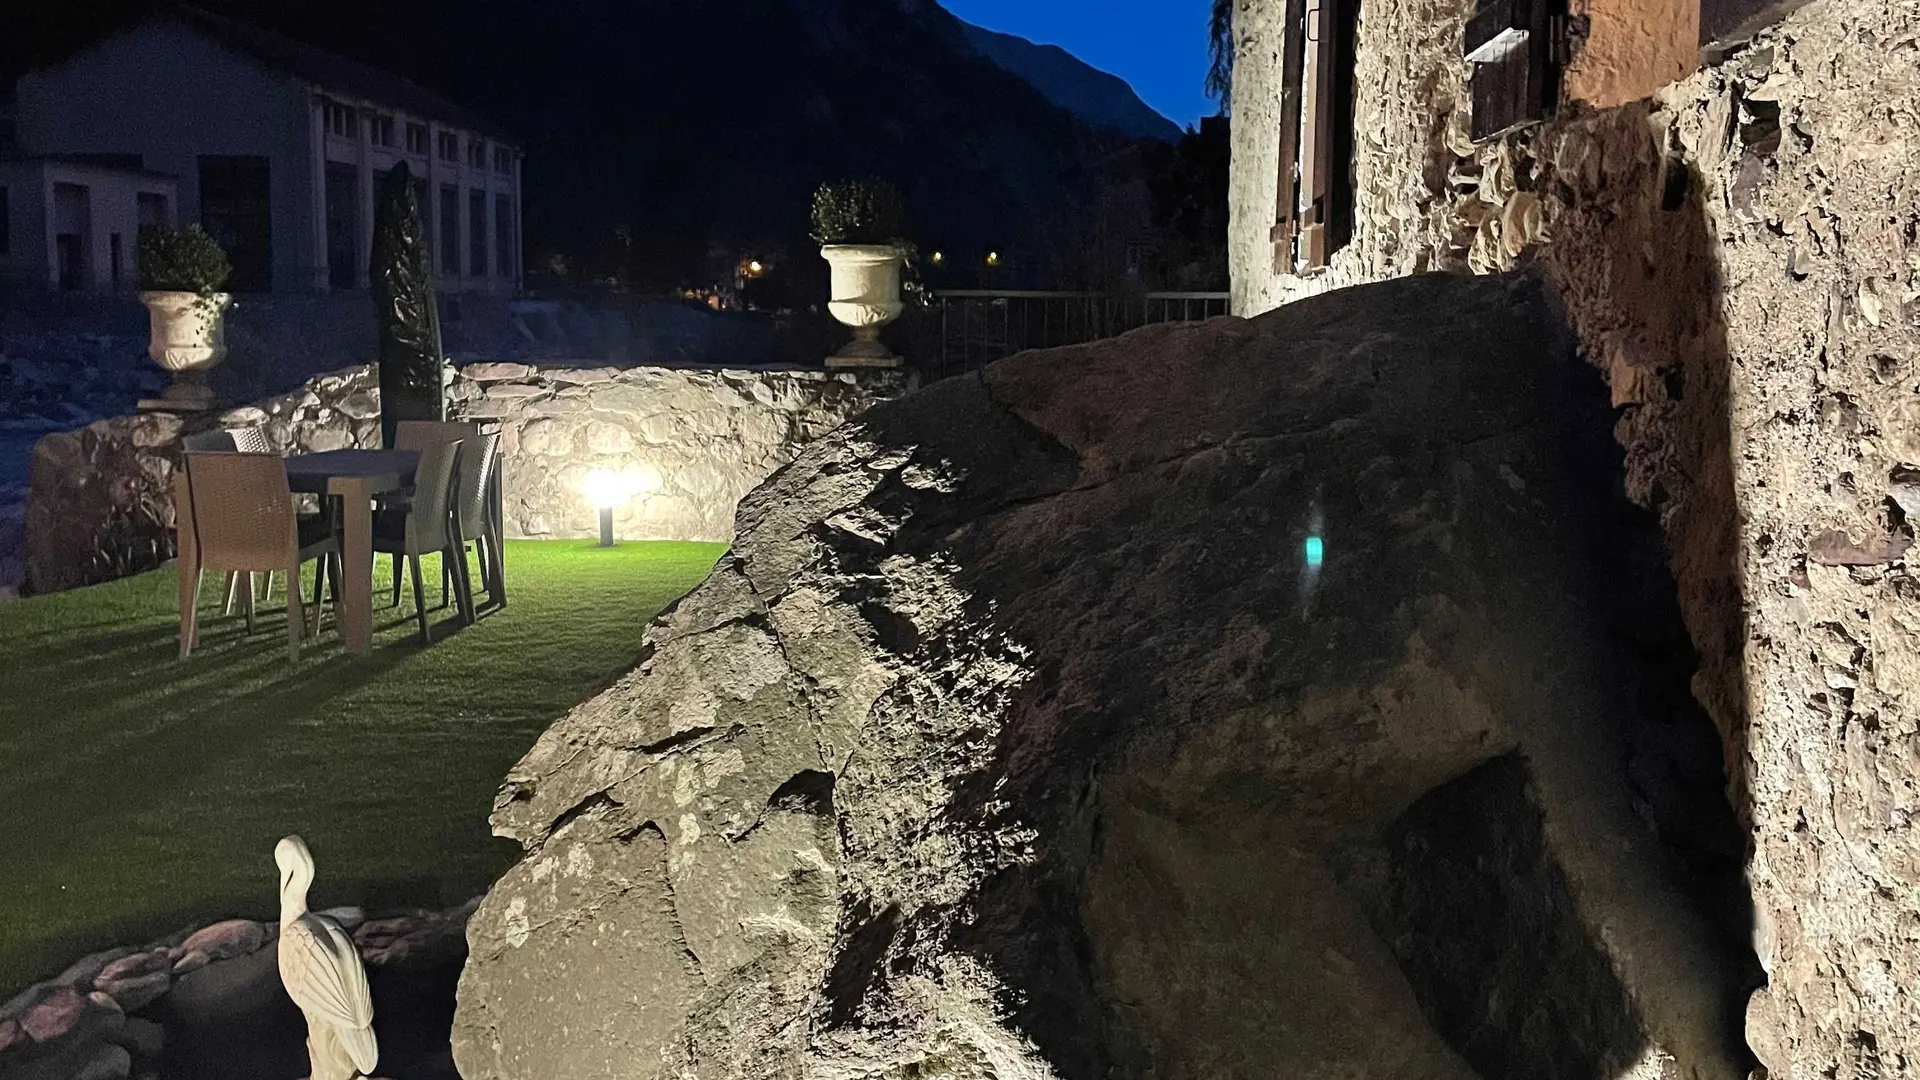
[985,251,1002,267]
[1304,535,1325,568]
[747,260,764,274]
[586,469,640,509]
[930,250,945,265]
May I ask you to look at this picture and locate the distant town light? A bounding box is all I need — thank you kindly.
[930,251,945,265]
[985,251,1002,267]
[747,260,764,275]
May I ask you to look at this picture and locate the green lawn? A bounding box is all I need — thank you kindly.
[0,540,723,993]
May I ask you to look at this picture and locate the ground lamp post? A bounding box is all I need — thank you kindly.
[371,162,445,447]
[586,470,638,547]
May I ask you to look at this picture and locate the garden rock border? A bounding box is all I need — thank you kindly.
[0,902,475,1080]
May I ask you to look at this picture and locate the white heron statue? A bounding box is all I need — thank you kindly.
[275,835,379,1080]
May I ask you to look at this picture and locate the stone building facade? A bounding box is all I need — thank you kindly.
[1228,0,1920,1071]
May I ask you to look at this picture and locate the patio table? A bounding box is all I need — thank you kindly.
[285,449,420,656]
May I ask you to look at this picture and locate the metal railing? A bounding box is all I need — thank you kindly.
[913,290,1231,380]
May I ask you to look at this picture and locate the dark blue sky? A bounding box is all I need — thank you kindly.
[941,0,1217,129]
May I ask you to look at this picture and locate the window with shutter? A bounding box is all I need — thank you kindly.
[1463,0,1562,141]
[1270,0,1359,275]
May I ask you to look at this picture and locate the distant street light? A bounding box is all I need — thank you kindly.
[985,251,1001,267]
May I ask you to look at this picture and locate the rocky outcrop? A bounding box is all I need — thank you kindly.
[452,273,1753,1079]
[22,364,900,596]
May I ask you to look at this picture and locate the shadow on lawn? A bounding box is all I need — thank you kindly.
[9,608,475,731]
[6,590,508,987]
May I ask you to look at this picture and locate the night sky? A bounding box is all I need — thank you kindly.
[941,0,1219,129]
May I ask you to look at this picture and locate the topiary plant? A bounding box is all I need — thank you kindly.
[810,179,907,247]
[138,223,232,295]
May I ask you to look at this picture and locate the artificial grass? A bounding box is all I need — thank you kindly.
[0,540,724,993]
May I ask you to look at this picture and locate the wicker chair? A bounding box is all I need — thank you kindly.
[176,452,341,662]
[373,438,463,643]
[183,427,299,615]
[386,421,487,610]
[448,431,501,620]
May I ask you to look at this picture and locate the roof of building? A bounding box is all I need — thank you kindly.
[163,6,516,144]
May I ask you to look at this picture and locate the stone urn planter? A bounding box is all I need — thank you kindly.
[139,290,232,409]
[821,244,906,369]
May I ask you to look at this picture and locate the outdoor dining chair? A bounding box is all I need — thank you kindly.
[372,438,464,644]
[388,420,488,610]
[449,430,502,619]
[177,451,342,662]
[183,426,303,616]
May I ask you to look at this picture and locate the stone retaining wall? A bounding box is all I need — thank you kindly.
[24,364,902,595]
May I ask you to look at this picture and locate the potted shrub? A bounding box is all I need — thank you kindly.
[812,179,907,367]
[137,223,233,406]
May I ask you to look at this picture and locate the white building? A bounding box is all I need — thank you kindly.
[0,157,178,291]
[11,8,521,296]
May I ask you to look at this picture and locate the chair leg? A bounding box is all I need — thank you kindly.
[287,562,305,663]
[222,571,240,616]
[409,554,430,644]
[489,525,506,606]
[439,554,450,611]
[446,544,472,626]
[329,552,344,633]
[179,567,203,660]
[241,572,257,635]
[475,535,494,597]
[391,554,403,608]
[459,544,478,624]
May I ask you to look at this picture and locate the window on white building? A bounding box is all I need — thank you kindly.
[439,132,459,162]
[0,186,9,255]
[468,139,487,169]
[496,194,513,278]
[407,123,429,155]
[323,100,355,138]
[136,192,168,232]
[369,114,395,147]
[440,183,460,273]
[469,189,488,277]
[493,146,513,175]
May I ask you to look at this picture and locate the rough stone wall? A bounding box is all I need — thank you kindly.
[1230,0,1920,1071]
[23,365,899,595]
[1224,0,1473,316]
[453,363,899,543]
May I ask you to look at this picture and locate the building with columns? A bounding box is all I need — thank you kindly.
[10,7,520,295]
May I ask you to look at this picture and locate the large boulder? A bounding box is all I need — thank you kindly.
[452,274,1754,1078]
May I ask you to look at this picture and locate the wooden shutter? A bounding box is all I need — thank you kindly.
[1269,0,1309,274]
[1465,0,1558,141]
[1272,0,1356,273]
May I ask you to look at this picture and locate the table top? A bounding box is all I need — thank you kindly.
[284,449,420,494]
